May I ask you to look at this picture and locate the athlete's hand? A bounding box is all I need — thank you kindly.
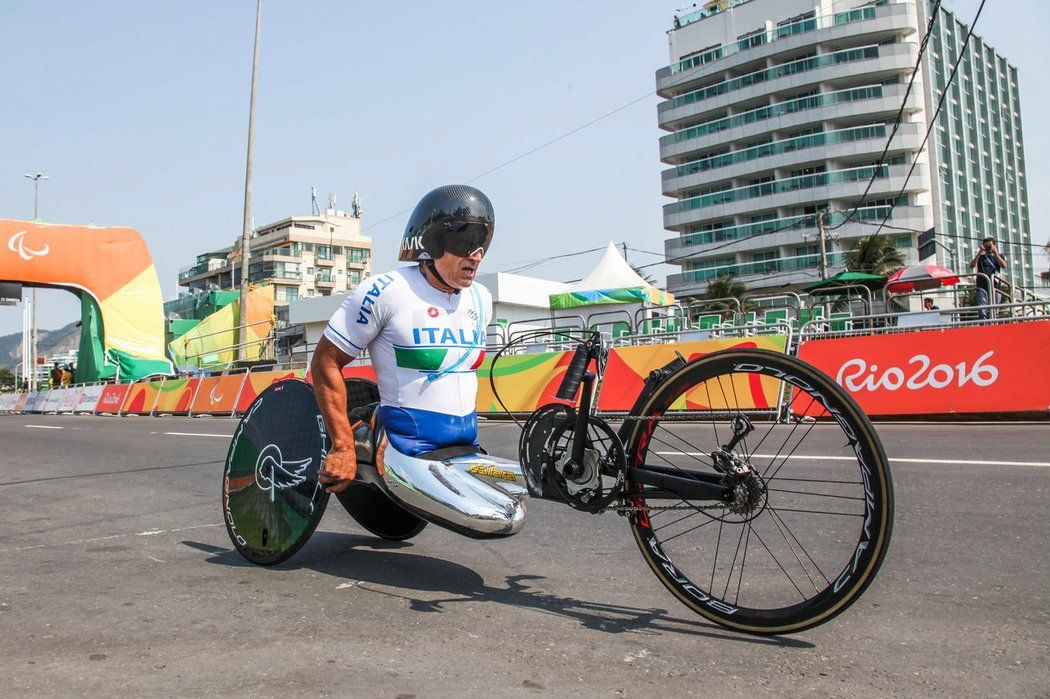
[318,447,358,494]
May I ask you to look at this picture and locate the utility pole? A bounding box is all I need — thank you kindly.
[24,172,48,390]
[817,210,829,280]
[237,0,262,362]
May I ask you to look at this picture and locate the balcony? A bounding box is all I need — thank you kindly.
[314,271,335,286]
[663,163,929,230]
[657,2,915,94]
[658,42,916,131]
[178,259,230,283]
[659,82,922,163]
[314,252,335,267]
[661,122,923,196]
[665,205,930,260]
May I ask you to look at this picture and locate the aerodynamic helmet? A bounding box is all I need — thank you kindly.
[397,184,495,262]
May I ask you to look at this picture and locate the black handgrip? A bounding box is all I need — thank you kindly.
[556,344,590,400]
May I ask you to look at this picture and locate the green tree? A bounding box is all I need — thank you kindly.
[0,367,14,390]
[845,233,905,275]
[704,275,750,318]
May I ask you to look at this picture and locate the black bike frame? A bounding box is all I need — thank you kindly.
[554,332,734,504]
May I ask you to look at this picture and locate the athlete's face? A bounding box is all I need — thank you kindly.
[434,248,484,289]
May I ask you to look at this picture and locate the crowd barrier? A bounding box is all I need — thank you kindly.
[3,316,1048,418]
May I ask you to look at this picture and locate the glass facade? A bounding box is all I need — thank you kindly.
[924,1,1033,289]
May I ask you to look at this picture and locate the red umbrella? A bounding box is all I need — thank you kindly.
[885,264,960,293]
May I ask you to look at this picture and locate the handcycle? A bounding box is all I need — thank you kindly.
[223,330,893,635]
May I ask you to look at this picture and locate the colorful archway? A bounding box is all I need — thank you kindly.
[0,219,174,381]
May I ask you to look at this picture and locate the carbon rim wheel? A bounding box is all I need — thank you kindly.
[222,380,329,566]
[623,349,893,634]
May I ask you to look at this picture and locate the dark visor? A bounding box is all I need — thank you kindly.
[436,220,493,258]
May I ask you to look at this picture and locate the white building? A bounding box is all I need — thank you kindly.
[658,0,1032,297]
[178,210,373,305]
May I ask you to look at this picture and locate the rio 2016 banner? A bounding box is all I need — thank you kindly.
[597,336,789,412]
[797,320,1050,415]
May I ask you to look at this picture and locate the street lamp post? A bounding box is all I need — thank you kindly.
[237,0,262,362]
[24,172,48,390]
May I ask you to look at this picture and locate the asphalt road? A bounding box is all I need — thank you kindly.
[0,414,1047,697]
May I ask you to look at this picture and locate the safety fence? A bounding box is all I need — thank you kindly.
[2,305,1048,418]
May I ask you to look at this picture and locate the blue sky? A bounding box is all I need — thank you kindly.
[0,0,1046,336]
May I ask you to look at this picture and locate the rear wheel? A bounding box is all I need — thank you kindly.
[335,486,427,541]
[622,348,893,634]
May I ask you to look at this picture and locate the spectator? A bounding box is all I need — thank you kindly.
[61,365,73,386]
[922,298,940,311]
[968,237,1006,320]
[50,363,63,388]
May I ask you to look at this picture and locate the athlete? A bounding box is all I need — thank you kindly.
[311,185,494,494]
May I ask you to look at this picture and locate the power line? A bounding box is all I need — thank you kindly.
[829,0,943,232]
[868,0,988,240]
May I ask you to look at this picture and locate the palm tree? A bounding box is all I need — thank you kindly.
[703,275,750,318]
[845,233,905,275]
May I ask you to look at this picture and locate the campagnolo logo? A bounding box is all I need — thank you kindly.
[7,230,50,261]
[836,350,999,392]
[732,362,876,595]
[254,444,311,502]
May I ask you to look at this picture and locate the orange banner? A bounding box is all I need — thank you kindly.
[190,375,246,415]
[120,381,166,414]
[597,336,789,412]
[235,369,307,413]
[797,321,1050,415]
[96,384,132,414]
[152,378,200,414]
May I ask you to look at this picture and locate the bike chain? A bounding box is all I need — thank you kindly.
[603,501,729,516]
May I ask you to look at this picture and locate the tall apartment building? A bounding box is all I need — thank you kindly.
[177,210,372,304]
[658,0,1033,298]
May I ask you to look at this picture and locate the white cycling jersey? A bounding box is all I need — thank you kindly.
[323,265,492,455]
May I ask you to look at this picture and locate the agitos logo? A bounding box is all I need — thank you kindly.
[7,230,50,261]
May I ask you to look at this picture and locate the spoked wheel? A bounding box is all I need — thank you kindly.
[622,348,893,634]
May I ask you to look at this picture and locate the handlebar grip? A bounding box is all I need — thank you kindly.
[556,344,590,401]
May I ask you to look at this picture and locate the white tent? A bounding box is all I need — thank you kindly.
[548,242,673,311]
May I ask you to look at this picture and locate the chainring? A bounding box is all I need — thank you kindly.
[542,415,627,513]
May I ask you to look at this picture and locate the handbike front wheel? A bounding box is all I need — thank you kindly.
[622,348,893,634]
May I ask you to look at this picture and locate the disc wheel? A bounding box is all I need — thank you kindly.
[222,380,329,566]
[335,486,428,541]
[622,348,893,634]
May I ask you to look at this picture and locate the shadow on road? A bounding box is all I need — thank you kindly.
[185,533,812,648]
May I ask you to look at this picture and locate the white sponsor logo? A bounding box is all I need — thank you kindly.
[835,350,999,392]
[209,384,224,404]
[255,444,312,503]
[7,230,50,261]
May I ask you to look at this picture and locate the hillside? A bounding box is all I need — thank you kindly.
[0,322,80,371]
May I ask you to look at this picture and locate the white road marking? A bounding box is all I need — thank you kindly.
[653,451,1050,468]
[25,425,63,430]
[0,523,223,554]
[162,431,229,438]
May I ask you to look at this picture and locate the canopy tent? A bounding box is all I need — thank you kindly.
[0,219,174,381]
[549,242,673,311]
[802,270,885,292]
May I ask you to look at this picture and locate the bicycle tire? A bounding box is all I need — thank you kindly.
[622,348,893,634]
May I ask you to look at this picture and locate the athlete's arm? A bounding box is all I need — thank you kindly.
[312,279,391,491]
[312,337,364,492]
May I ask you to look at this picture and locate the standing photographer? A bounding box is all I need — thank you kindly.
[968,237,1007,319]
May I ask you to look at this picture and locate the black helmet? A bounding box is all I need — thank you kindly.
[398,185,494,262]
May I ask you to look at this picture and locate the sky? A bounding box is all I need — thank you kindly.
[0,0,1047,337]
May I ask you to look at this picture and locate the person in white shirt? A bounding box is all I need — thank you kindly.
[311,185,495,494]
